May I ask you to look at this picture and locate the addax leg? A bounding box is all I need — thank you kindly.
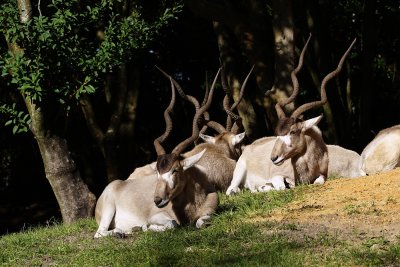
[226,157,247,195]
[146,212,178,231]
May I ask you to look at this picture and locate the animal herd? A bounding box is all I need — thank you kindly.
[94,36,400,238]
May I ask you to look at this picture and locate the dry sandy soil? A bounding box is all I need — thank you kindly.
[256,168,400,243]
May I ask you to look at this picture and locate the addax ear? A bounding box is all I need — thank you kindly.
[302,115,323,131]
[199,133,215,144]
[230,132,245,146]
[182,149,206,170]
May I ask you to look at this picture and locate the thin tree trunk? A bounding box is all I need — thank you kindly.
[23,98,96,223]
[212,21,265,140]
[119,62,140,176]
[305,2,338,144]
[80,64,129,182]
[269,0,295,123]
[360,0,379,143]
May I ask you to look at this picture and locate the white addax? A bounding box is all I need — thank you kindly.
[94,70,221,237]
[226,136,362,195]
[227,35,357,195]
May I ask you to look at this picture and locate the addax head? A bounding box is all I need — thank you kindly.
[199,132,245,160]
[153,67,220,207]
[271,115,323,165]
[153,150,205,208]
[271,35,356,165]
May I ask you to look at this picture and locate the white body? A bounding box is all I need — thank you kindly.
[360,125,400,175]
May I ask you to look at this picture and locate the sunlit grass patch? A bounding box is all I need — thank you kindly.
[0,186,399,266]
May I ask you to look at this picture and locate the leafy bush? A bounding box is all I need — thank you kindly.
[0,0,182,133]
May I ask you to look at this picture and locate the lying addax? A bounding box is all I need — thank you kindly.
[126,67,251,185]
[184,67,256,191]
[94,71,220,237]
[359,124,400,175]
[227,35,357,195]
[156,66,254,192]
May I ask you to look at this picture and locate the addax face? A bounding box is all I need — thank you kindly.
[154,154,182,208]
[271,122,304,166]
[270,116,322,165]
[153,149,206,208]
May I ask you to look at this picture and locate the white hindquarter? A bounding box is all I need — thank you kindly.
[360,125,400,175]
[226,136,293,195]
[94,174,178,238]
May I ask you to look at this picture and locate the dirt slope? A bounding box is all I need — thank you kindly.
[259,168,400,242]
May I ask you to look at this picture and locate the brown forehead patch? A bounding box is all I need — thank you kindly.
[275,117,304,135]
[275,117,295,136]
[156,153,180,174]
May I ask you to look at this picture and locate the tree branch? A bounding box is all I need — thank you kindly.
[79,96,105,147]
[106,64,128,139]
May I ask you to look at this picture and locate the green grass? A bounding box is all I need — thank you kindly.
[1,188,399,266]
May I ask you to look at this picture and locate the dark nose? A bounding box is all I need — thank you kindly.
[154,196,162,206]
[271,156,278,162]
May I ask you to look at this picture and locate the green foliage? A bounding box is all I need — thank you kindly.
[0,0,182,133]
[0,103,30,134]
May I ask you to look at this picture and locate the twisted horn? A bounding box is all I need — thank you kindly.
[199,72,211,135]
[275,33,312,119]
[172,68,221,155]
[154,77,176,156]
[155,66,201,113]
[230,65,254,133]
[205,120,227,134]
[201,68,227,134]
[220,65,235,131]
[291,37,356,119]
[231,65,254,111]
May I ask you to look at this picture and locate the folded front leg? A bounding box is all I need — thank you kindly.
[258,175,287,192]
[195,191,218,228]
[146,212,178,231]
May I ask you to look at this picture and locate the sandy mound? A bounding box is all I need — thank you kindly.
[259,168,400,242]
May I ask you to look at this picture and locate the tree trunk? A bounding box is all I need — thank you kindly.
[13,0,96,223]
[269,0,295,124]
[23,98,97,223]
[34,134,96,223]
[213,21,267,140]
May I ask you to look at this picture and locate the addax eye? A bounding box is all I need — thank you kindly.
[289,130,296,135]
[172,169,178,174]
